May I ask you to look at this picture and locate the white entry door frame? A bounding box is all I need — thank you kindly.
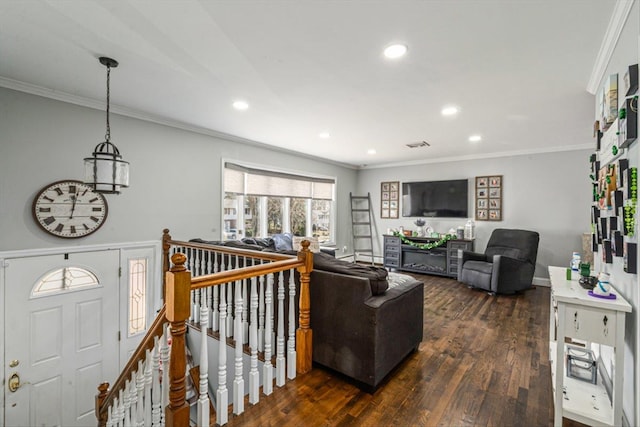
[0,240,161,426]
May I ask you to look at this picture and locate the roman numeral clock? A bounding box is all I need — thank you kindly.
[32,180,108,238]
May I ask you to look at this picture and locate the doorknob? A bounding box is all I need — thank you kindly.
[8,372,21,392]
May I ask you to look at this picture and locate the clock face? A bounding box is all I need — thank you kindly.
[32,180,108,238]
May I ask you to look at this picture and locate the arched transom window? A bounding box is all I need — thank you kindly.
[31,267,101,298]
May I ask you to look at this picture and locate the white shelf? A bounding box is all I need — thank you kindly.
[548,265,629,427]
[549,341,613,426]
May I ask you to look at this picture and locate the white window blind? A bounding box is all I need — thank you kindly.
[224,162,334,200]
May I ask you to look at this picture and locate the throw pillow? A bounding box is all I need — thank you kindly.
[272,233,293,251]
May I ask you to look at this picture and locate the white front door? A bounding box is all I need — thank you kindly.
[4,250,120,427]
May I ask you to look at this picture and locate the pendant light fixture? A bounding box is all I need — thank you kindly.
[84,56,129,194]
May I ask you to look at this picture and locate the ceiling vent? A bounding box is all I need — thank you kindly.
[406,141,431,148]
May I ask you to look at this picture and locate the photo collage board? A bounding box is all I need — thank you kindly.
[475,175,503,221]
[380,181,399,218]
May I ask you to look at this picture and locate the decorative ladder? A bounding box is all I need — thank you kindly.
[349,192,374,264]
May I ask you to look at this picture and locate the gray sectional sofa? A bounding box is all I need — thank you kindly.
[191,237,424,391]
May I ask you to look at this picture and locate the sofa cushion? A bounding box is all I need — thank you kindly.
[312,252,389,295]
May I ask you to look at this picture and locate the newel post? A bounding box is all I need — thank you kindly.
[162,228,172,302]
[95,381,109,427]
[296,240,313,374]
[165,253,191,427]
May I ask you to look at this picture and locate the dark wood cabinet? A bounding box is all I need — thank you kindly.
[383,234,473,278]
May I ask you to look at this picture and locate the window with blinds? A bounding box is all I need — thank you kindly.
[223,162,335,243]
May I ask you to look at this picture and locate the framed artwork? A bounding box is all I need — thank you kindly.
[381,181,400,218]
[476,175,503,221]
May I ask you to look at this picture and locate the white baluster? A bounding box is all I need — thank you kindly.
[263,273,274,395]
[151,337,161,427]
[192,288,200,324]
[233,280,245,414]
[107,403,114,427]
[217,283,229,426]
[123,379,132,427]
[212,285,220,332]
[258,274,265,352]
[114,393,122,427]
[227,278,234,338]
[193,249,200,276]
[276,272,286,386]
[287,269,297,379]
[135,361,144,427]
[213,250,220,273]
[249,276,260,404]
[144,348,152,427]
[160,327,169,427]
[116,391,124,427]
[242,273,249,344]
[198,287,210,427]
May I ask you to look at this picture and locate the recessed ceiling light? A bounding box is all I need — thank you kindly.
[318,131,331,139]
[441,106,459,116]
[384,44,408,59]
[469,135,482,142]
[233,100,249,110]
[367,149,377,155]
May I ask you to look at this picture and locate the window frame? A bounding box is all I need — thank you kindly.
[221,160,336,244]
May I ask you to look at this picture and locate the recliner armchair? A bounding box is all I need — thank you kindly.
[457,228,540,294]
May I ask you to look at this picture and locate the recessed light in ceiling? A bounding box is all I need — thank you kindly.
[469,135,482,142]
[318,131,331,139]
[441,106,459,116]
[233,100,249,110]
[384,44,408,59]
[367,149,377,155]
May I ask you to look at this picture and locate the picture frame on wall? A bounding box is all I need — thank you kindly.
[380,181,399,218]
[476,175,503,221]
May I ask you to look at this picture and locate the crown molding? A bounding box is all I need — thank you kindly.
[358,143,594,170]
[0,76,596,171]
[586,0,636,94]
[0,76,357,170]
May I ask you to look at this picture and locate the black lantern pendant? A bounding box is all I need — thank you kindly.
[84,57,129,194]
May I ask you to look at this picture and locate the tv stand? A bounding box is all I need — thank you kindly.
[383,234,474,278]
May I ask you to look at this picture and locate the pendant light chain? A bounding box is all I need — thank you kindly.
[105,64,111,143]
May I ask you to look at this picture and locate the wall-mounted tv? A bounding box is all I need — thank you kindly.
[402,179,468,218]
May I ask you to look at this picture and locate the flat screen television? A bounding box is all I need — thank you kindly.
[402,179,468,218]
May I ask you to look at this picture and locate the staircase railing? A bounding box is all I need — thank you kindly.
[96,230,313,427]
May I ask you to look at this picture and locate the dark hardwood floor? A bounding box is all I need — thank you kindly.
[222,273,578,426]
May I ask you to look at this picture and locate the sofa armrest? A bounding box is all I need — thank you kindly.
[458,250,490,278]
[490,255,535,293]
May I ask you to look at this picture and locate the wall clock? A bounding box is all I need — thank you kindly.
[32,180,108,238]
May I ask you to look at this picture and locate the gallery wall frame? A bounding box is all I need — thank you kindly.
[381,181,399,218]
[475,175,503,221]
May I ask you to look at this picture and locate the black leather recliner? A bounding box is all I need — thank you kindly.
[457,228,540,295]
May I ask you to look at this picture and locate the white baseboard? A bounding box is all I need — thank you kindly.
[533,276,550,287]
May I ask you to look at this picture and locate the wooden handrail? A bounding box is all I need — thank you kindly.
[190,257,303,290]
[96,306,168,425]
[99,231,314,426]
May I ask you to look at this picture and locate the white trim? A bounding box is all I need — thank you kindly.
[1,76,605,170]
[586,0,636,94]
[358,143,593,170]
[0,77,356,170]
[533,276,551,287]
[0,240,159,260]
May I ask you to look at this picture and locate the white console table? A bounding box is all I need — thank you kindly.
[548,266,631,427]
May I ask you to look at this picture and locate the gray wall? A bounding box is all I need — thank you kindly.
[590,2,639,424]
[357,150,592,281]
[0,87,357,252]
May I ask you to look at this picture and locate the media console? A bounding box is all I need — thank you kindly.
[383,234,474,278]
